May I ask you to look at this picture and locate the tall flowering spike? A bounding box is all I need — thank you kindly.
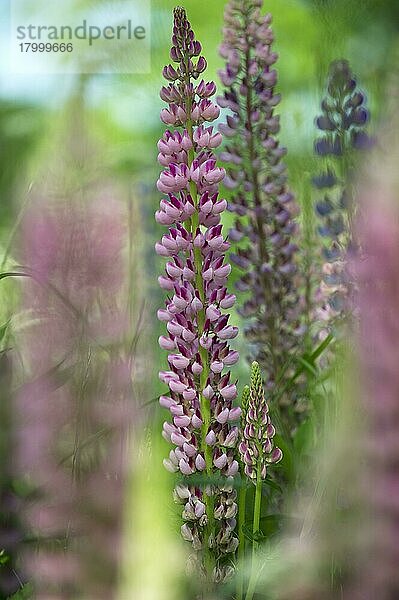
[313,59,372,331]
[217,0,304,417]
[157,7,240,582]
[239,362,282,481]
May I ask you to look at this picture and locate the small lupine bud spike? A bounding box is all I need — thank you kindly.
[239,362,282,481]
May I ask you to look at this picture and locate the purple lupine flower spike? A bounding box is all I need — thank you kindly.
[157,6,240,582]
[313,60,372,333]
[238,362,282,480]
[217,0,304,430]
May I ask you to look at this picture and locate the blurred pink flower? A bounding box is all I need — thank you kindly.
[351,160,399,599]
[15,197,134,598]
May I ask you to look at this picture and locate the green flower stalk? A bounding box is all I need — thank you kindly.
[237,385,250,600]
[238,362,282,600]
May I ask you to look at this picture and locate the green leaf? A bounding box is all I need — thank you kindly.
[273,434,295,482]
[242,524,266,543]
[0,319,10,344]
[293,418,314,454]
[296,356,318,377]
[272,333,334,405]
[181,472,232,488]
[9,584,34,599]
[259,514,285,537]
[262,476,283,494]
[141,395,160,408]
[0,271,30,281]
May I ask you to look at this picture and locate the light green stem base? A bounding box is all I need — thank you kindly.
[245,466,262,600]
[237,478,247,600]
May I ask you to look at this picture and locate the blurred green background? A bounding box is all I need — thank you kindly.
[0,1,398,596]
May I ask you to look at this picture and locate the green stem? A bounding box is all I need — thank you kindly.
[245,464,263,600]
[237,476,247,600]
[252,465,262,556]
